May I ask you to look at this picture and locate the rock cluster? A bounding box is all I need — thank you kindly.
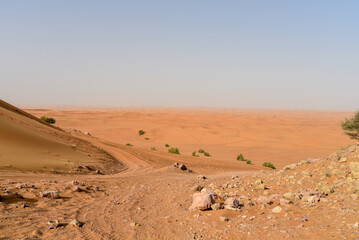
[188,143,359,238]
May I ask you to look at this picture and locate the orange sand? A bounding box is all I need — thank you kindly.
[27,108,355,168]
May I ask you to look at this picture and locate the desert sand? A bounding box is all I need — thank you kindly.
[27,107,354,168]
[1,101,358,239]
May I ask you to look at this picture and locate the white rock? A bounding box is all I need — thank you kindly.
[69,219,82,227]
[189,192,215,211]
[272,206,283,213]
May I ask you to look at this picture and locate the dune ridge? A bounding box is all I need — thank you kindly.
[0,99,122,173]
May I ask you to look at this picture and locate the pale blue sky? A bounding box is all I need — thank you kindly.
[1,1,358,110]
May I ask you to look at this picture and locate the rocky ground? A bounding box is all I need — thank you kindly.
[1,142,359,239]
[187,143,359,239]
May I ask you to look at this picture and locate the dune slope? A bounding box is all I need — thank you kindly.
[0,100,122,173]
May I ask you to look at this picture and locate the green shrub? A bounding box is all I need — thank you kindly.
[198,149,205,154]
[145,137,149,140]
[168,147,180,154]
[40,116,56,124]
[138,130,145,136]
[126,143,133,146]
[237,154,245,161]
[342,111,359,139]
[262,162,276,169]
[246,160,252,164]
[203,152,211,157]
[165,144,170,147]
[151,147,156,151]
[192,151,199,157]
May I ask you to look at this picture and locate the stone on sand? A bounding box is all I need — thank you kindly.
[40,191,59,199]
[73,186,82,192]
[197,175,207,180]
[130,222,140,227]
[272,206,283,213]
[211,203,223,210]
[189,190,215,211]
[178,164,186,170]
[69,219,82,227]
[224,197,241,210]
[47,220,60,229]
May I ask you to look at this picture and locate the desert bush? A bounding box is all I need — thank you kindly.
[126,143,133,146]
[342,111,359,139]
[262,162,276,169]
[203,152,211,157]
[138,130,145,136]
[237,153,245,161]
[145,137,149,140]
[168,147,180,154]
[151,147,156,151]
[192,151,199,157]
[246,160,252,164]
[165,144,170,147]
[40,116,56,124]
[198,149,205,154]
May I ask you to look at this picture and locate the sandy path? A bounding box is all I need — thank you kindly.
[0,139,258,239]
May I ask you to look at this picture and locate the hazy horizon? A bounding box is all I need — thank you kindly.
[1,1,359,111]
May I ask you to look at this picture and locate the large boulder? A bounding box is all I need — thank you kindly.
[189,190,215,211]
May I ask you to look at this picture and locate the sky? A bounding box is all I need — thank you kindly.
[1,1,358,110]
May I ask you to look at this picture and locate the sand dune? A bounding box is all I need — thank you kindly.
[27,107,355,168]
[0,100,121,173]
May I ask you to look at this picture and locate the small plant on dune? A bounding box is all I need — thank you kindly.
[203,152,211,157]
[192,151,199,157]
[197,148,210,157]
[168,147,180,154]
[342,111,359,139]
[165,144,170,147]
[40,116,56,124]
[151,147,156,151]
[262,162,276,169]
[138,130,145,136]
[126,143,133,146]
[237,153,245,161]
[246,160,252,164]
[145,137,149,140]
